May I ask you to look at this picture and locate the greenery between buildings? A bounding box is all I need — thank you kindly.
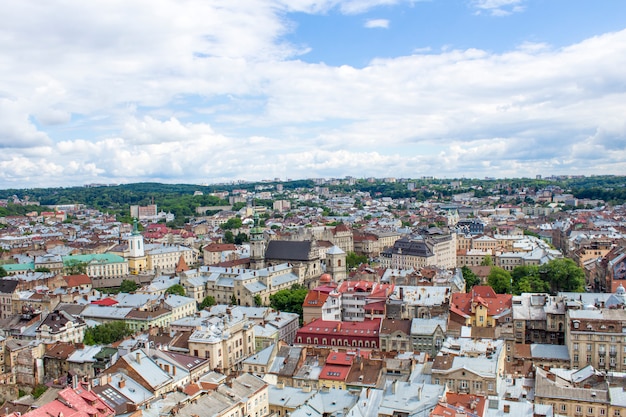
[83,321,134,345]
[269,284,308,324]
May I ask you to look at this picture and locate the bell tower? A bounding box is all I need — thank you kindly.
[249,212,265,270]
[128,218,147,274]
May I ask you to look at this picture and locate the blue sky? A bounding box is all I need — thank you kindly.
[1,0,626,187]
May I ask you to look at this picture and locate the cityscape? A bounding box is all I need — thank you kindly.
[2,1,626,417]
[0,175,625,417]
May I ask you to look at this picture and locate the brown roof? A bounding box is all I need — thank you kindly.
[203,243,237,252]
[175,255,189,273]
[63,274,92,287]
[380,319,412,335]
[432,354,455,371]
[44,342,76,359]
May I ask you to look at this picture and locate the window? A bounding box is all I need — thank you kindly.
[560,404,566,412]
[574,343,579,351]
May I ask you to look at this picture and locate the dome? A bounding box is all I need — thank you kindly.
[320,273,332,283]
[617,284,626,295]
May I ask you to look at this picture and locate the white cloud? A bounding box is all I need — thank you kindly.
[0,1,625,186]
[471,0,526,16]
[364,19,390,29]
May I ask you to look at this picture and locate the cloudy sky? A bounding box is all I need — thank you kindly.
[1,0,626,188]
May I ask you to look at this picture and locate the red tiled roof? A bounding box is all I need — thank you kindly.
[325,352,354,365]
[92,297,118,306]
[64,274,92,287]
[450,285,512,317]
[320,364,351,381]
[303,290,330,307]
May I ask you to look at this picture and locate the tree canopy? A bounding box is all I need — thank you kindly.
[83,321,133,345]
[269,284,308,324]
[487,266,512,294]
[462,266,481,292]
[165,284,186,296]
[120,279,138,293]
[199,295,216,309]
[0,266,6,278]
[346,252,367,269]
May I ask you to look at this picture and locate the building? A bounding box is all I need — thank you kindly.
[534,366,608,417]
[566,308,626,371]
[130,204,158,220]
[0,280,18,319]
[512,293,566,345]
[431,338,505,396]
[295,318,381,349]
[187,307,255,373]
[382,229,456,270]
[36,310,87,343]
[449,285,512,338]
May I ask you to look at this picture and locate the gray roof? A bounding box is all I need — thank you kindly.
[265,240,314,261]
[530,344,570,361]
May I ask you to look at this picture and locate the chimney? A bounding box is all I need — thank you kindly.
[118,378,126,389]
[136,351,141,364]
[503,404,510,414]
[173,366,176,376]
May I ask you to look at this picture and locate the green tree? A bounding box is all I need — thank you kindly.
[542,258,585,293]
[165,284,186,296]
[64,259,87,275]
[481,255,493,266]
[32,384,48,399]
[231,294,238,305]
[346,252,367,269]
[221,217,243,230]
[269,284,308,324]
[224,230,235,244]
[120,279,138,293]
[0,266,6,278]
[461,266,481,292]
[487,266,512,294]
[83,321,133,345]
[199,295,216,309]
[254,294,263,306]
[234,232,249,244]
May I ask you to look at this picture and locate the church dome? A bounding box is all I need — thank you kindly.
[320,273,332,283]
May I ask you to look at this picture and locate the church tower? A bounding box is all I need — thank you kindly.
[128,218,147,274]
[326,245,347,282]
[249,212,265,270]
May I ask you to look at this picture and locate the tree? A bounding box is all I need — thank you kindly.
[231,294,237,305]
[83,321,133,345]
[346,252,367,269]
[224,230,235,244]
[487,266,512,294]
[461,266,481,292]
[35,267,51,273]
[234,232,249,244]
[221,217,243,230]
[254,294,263,306]
[64,259,87,275]
[542,258,585,293]
[269,284,308,324]
[199,295,216,309]
[0,266,6,278]
[165,284,186,296]
[511,265,550,295]
[120,279,138,293]
[481,255,493,266]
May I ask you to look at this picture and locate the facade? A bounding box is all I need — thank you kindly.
[512,293,566,345]
[63,253,129,279]
[295,318,381,349]
[449,285,512,336]
[0,280,18,319]
[410,317,447,356]
[379,319,412,352]
[566,308,626,371]
[431,338,505,396]
[187,308,256,373]
[36,310,87,343]
[382,230,456,270]
[534,366,608,417]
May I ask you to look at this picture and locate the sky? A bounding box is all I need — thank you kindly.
[1,0,626,188]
